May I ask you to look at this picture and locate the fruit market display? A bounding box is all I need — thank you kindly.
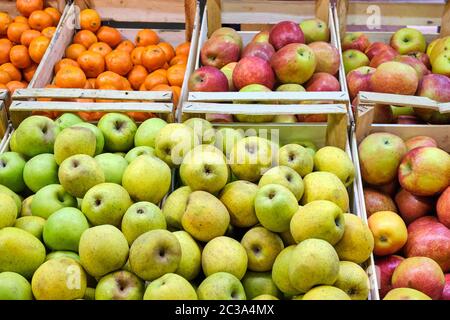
[0,112,378,300]
[359,133,450,300]
[188,19,342,123]
[343,28,450,124]
[0,0,62,93]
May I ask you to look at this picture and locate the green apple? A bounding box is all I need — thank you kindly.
[71,122,105,155]
[219,180,258,228]
[173,231,201,281]
[214,128,245,157]
[95,270,144,300]
[20,195,32,217]
[279,144,314,177]
[202,236,248,280]
[242,271,281,300]
[302,285,351,300]
[23,153,59,192]
[129,229,181,281]
[229,136,278,182]
[58,154,105,198]
[31,184,77,219]
[184,117,216,145]
[134,117,167,148]
[144,273,197,300]
[0,185,22,213]
[0,152,26,192]
[0,227,46,278]
[259,165,304,200]
[390,27,426,55]
[234,84,275,123]
[45,251,80,262]
[82,182,132,227]
[314,146,355,187]
[279,229,296,246]
[94,153,128,184]
[54,126,97,165]
[288,238,340,293]
[197,272,246,300]
[10,116,60,158]
[122,155,171,204]
[125,146,155,163]
[161,186,192,230]
[0,272,32,300]
[300,19,330,43]
[83,287,96,300]
[55,113,84,130]
[271,246,301,295]
[43,207,89,252]
[290,200,345,245]
[31,258,87,300]
[343,49,370,74]
[14,216,46,240]
[79,225,129,278]
[333,261,370,300]
[121,201,167,245]
[254,184,298,232]
[241,226,284,272]
[97,113,137,152]
[154,123,199,167]
[0,193,18,228]
[180,145,229,194]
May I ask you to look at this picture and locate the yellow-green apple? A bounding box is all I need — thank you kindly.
[442,274,450,300]
[269,20,304,50]
[384,287,431,300]
[161,186,192,230]
[173,231,201,281]
[125,146,154,163]
[233,84,275,123]
[342,49,369,74]
[200,36,240,69]
[43,207,89,251]
[259,165,304,200]
[342,32,370,52]
[184,117,216,145]
[394,55,430,80]
[10,115,60,158]
[95,153,128,184]
[55,113,83,130]
[240,226,284,272]
[405,216,450,272]
[358,132,407,185]
[390,28,426,54]
[31,184,77,219]
[54,126,96,165]
[289,239,340,293]
[272,246,301,295]
[134,117,167,148]
[210,27,243,50]
[95,270,144,300]
[395,188,434,224]
[220,180,258,228]
[81,182,132,227]
[71,122,104,155]
[368,211,408,256]
[392,256,445,299]
[314,146,354,186]
[58,154,105,198]
[0,185,22,214]
[432,51,450,76]
[0,152,26,192]
[334,213,374,264]
[409,51,431,69]
[197,272,246,300]
[14,216,45,240]
[121,201,166,245]
[279,143,314,177]
[45,251,80,262]
[437,187,450,228]
[346,66,375,100]
[276,83,305,105]
[202,236,248,279]
[271,43,316,84]
[220,62,237,91]
[306,72,340,91]
[405,135,438,151]
[214,128,244,157]
[232,56,275,90]
[399,147,450,196]
[369,49,397,68]
[300,19,329,43]
[363,188,397,217]
[23,153,59,192]
[273,115,297,123]
[252,30,269,43]
[333,261,370,300]
[365,42,397,60]
[143,273,197,300]
[242,271,281,300]
[429,36,450,62]
[376,255,404,298]
[97,113,137,152]
[0,272,33,300]
[254,184,298,232]
[308,41,340,75]
[0,193,17,229]
[242,41,275,62]
[302,285,350,300]
[370,61,419,95]
[20,195,32,217]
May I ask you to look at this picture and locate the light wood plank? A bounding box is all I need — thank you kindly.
[358,92,440,109]
[188,91,349,102]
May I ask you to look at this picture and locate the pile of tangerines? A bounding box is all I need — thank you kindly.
[0,0,61,93]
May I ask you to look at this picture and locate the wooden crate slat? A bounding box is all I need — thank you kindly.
[188,91,349,102]
[358,92,440,109]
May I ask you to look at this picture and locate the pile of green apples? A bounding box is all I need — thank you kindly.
[0,113,374,300]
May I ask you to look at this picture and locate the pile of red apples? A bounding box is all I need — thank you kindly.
[359,133,450,300]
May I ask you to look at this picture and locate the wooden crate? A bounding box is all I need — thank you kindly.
[9,0,200,127]
[180,0,351,123]
[0,90,8,138]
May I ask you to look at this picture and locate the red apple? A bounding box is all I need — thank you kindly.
[394,55,430,80]
[392,256,445,300]
[296,114,327,122]
[396,115,424,124]
[373,104,394,124]
[188,66,229,92]
[437,187,450,228]
[346,66,375,100]
[364,188,397,217]
[205,113,233,123]
[405,136,438,151]
[232,56,275,90]
[376,255,404,298]
[369,50,397,68]
[370,180,400,197]
[305,73,340,92]
[252,30,270,43]
[365,42,397,60]
[408,51,431,69]
[406,216,450,272]
[308,41,340,75]
[370,61,419,95]
[417,73,450,102]
[395,188,434,224]
[342,32,370,52]
[242,41,275,62]
[210,27,243,50]
[442,274,450,300]
[200,36,240,69]
[269,21,304,50]
[271,43,316,84]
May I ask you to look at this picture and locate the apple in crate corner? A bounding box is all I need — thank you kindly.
[437,187,450,228]
[342,32,370,52]
[393,55,430,80]
[346,66,375,100]
[299,19,329,44]
[395,188,434,224]
[269,21,304,50]
[414,74,450,124]
[232,56,275,90]
[271,43,316,84]
[376,255,404,299]
[370,61,419,95]
[365,42,397,60]
[188,66,229,92]
[242,42,275,62]
[308,41,340,75]
[305,73,340,92]
[200,35,240,69]
[342,49,369,74]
